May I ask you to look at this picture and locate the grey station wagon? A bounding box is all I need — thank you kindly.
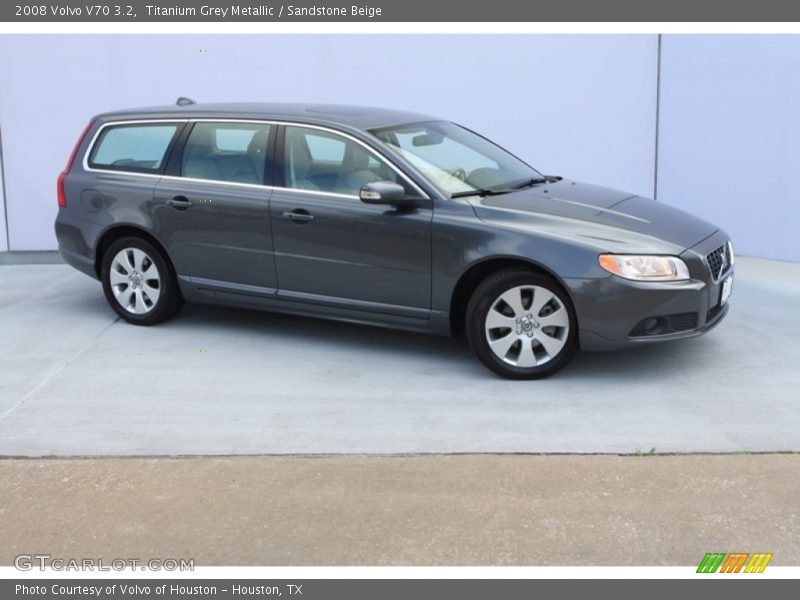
[55,101,734,379]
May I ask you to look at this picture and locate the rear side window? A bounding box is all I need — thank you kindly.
[181,122,272,185]
[88,123,180,174]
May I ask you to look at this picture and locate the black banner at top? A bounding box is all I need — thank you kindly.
[2,0,800,22]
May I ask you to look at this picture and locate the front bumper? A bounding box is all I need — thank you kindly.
[567,229,734,351]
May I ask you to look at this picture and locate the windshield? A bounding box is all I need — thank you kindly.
[370,121,543,197]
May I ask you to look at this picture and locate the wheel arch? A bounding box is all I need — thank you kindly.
[448,256,577,336]
[94,224,174,279]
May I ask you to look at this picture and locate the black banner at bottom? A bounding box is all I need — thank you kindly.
[3,579,796,600]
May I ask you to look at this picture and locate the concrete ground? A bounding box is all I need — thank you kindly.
[1,454,798,566]
[2,255,798,566]
[1,256,799,455]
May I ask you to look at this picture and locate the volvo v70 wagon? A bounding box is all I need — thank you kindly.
[55,101,734,379]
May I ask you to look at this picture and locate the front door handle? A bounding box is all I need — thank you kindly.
[167,196,193,210]
[282,209,315,224]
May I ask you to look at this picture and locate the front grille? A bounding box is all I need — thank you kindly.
[707,304,724,323]
[706,242,731,281]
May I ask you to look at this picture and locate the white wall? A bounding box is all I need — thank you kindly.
[0,34,658,250]
[0,135,7,251]
[658,35,800,262]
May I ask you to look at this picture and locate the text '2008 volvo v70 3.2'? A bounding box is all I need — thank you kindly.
[55,100,733,379]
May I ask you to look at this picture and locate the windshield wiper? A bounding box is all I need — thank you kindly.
[451,176,561,198]
[450,187,515,199]
[450,176,562,199]
[511,177,552,190]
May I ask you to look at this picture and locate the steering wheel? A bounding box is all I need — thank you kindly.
[448,167,468,182]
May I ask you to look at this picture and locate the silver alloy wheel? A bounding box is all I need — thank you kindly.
[484,284,570,367]
[109,248,162,315]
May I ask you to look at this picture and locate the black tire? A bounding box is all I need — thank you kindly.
[465,268,578,379]
[101,236,183,325]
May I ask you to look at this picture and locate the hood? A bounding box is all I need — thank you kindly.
[470,179,718,253]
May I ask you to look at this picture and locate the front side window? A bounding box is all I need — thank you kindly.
[88,123,179,173]
[181,122,271,185]
[283,126,402,196]
[371,121,543,197]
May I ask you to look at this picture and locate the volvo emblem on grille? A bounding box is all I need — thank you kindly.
[720,251,728,272]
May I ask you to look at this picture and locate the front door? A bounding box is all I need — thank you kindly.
[270,125,432,318]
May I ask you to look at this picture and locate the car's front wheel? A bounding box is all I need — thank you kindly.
[101,236,183,325]
[466,269,578,379]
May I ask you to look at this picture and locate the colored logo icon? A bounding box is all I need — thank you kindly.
[697,552,773,573]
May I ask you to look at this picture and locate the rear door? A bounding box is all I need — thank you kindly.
[153,121,277,296]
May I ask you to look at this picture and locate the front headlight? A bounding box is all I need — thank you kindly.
[598,254,691,282]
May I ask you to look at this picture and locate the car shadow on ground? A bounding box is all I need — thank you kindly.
[166,301,719,384]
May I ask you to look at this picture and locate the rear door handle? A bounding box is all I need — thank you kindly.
[282,209,315,224]
[167,196,193,210]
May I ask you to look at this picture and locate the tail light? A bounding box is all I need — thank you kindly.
[57,120,93,207]
[56,172,68,208]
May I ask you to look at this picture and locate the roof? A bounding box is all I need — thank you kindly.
[96,102,438,131]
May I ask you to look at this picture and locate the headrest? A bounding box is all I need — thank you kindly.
[247,129,268,154]
[342,143,370,171]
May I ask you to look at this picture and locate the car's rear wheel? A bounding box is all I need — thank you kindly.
[101,236,183,325]
[465,268,578,379]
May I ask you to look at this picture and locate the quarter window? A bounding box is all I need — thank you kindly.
[88,123,179,173]
[181,122,272,185]
[283,126,401,196]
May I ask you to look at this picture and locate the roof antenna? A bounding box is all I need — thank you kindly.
[176,97,196,106]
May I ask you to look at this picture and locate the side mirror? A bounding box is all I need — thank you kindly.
[359,181,415,207]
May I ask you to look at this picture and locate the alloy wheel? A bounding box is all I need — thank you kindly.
[108,247,162,314]
[484,284,570,367]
